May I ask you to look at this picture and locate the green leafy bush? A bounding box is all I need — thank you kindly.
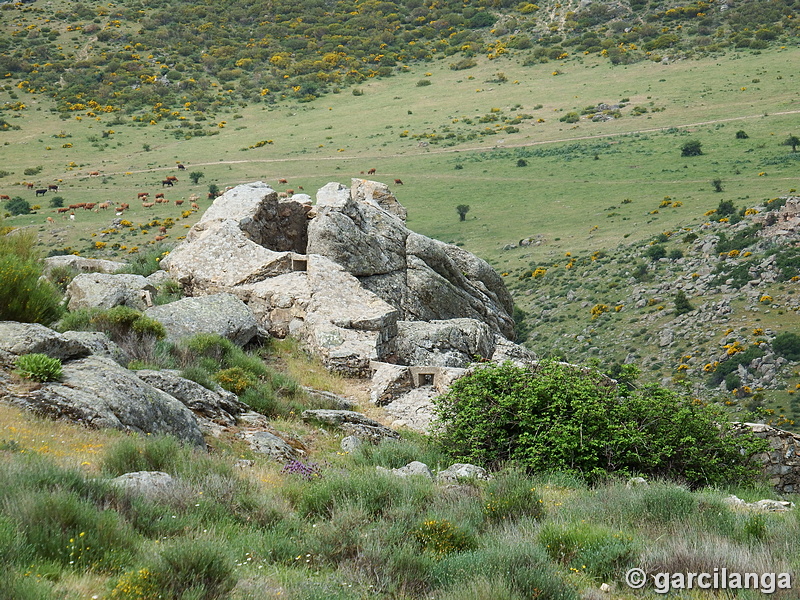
[5,197,31,215]
[433,362,766,487]
[772,332,800,361]
[15,353,63,382]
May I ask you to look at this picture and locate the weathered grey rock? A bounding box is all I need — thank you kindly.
[302,386,357,410]
[391,461,433,479]
[437,463,490,484]
[144,293,258,345]
[0,321,91,368]
[61,330,126,364]
[245,431,301,462]
[383,387,438,433]
[145,269,177,290]
[626,477,648,488]
[301,409,400,442]
[340,435,363,453]
[43,255,126,276]
[8,356,204,446]
[110,471,177,500]
[351,178,407,222]
[491,335,538,366]
[394,319,495,367]
[370,362,413,405]
[724,495,795,512]
[136,369,247,426]
[66,273,156,311]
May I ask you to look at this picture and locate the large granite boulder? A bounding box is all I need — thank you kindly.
[144,293,259,346]
[0,321,91,368]
[394,318,496,367]
[43,255,126,276]
[301,409,401,443]
[136,369,248,427]
[159,179,518,374]
[7,355,204,446]
[66,273,157,311]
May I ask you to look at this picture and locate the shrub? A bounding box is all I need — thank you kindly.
[735,130,749,139]
[5,197,31,215]
[559,112,580,123]
[213,366,258,394]
[416,79,432,87]
[645,244,666,261]
[147,539,237,600]
[101,435,184,476]
[673,290,693,315]
[539,522,637,580]
[0,253,64,324]
[680,140,703,156]
[481,468,545,523]
[15,353,63,382]
[413,519,476,558]
[772,332,800,361]
[433,362,766,487]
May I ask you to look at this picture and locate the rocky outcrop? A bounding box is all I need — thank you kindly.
[43,255,126,276]
[394,318,496,367]
[8,355,205,446]
[60,330,126,364]
[144,293,259,346]
[66,273,157,311]
[0,321,91,367]
[738,422,800,493]
[136,369,248,427]
[160,180,522,375]
[301,409,401,443]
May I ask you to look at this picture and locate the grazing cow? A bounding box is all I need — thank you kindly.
[35,188,47,196]
[57,207,70,214]
[158,226,167,234]
[161,179,174,187]
[84,203,96,210]
[143,202,154,208]
[120,203,130,210]
[394,179,404,185]
[175,199,184,206]
[277,192,288,199]
[154,235,167,242]
[298,186,304,190]
[26,183,34,189]
[0,195,9,200]
[367,168,376,175]
[155,193,165,199]
[286,189,294,195]
[191,202,199,210]
[166,175,178,182]
[98,202,110,210]
[137,192,149,199]
[46,217,54,224]
[278,178,288,184]
[177,164,186,170]
[89,171,100,177]
[188,194,199,202]
[48,184,59,192]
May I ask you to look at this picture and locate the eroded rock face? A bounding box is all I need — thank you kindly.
[144,293,259,346]
[161,180,520,374]
[66,273,157,312]
[9,355,205,446]
[0,321,92,368]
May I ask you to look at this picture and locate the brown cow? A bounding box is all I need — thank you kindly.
[46,217,54,224]
[286,189,294,195]
[161,179,174,187]
[137,192,149,199]
[158,226,167,234]
[142,202,154,208]
[84,203,96,210]
[177,164,186,170]
[57,207,70,214]
[278,178,288,184]
[367,168,376,175]
[166,175,178,182]
[155,193,165,199]
[120,203,130,210]
[154,235,166,242]
[191,202,199,210]
[175,199,184,206]
[98,202,110,210]
[0,195,9,200]
[394,179,404,185]
[48,184,59,192]
[89,171,100,176]
[26,183,34,189]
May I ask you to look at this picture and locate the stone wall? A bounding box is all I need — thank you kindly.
[737,422,800,493]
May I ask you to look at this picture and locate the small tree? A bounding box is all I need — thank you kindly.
[49,196,64,208]
[783,134,800,153]
[681,140,703,157]
[189,171,205,185]
[645,244,666,261]
[674,290,693,315]
[456,204,470,221]
[516,158,528,167]
[712,178,723,192]
[772,332,800,361]
[5,197,31,215]
[208,183,220,197]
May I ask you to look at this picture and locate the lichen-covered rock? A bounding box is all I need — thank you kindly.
[436,463,490,484]
[8,355,204,446]
[0,321,91,368]
[394,318,496,367]
[301,409,400,442]
[43,255,126,276]
[245,431,301,462]
[60,330,126,364]
[144,293,258,345]
[136,369,247,426]
[110,471,178,500]
[66,273,157,311]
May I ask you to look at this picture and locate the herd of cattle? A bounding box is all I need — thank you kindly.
[3,167,407,224]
